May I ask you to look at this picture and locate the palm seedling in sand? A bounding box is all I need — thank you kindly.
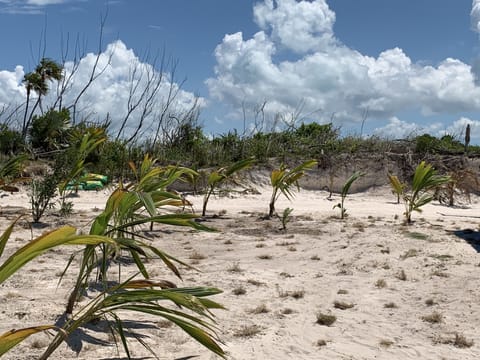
[334,171,364,219]
[202,157,255,216]
[269,160,317,218]
[388,161,450,224]
[0,155,226,359]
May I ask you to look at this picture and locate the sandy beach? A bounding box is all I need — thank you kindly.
[1,183,480,360]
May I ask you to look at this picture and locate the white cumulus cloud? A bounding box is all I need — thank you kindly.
[207,0,480,133]
[471,0,480,33]
[373,117,443,139]
[26,0,65,5]
[253,0,336,53]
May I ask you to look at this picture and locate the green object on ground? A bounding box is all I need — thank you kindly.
[86,173,108,184]
[84,180,104,190]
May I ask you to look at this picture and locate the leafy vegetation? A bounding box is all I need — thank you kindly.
[202,157,255,216]
[0,159,226,358]
[268,160,317,218]
[333,171,364,219]
[389,161,450,224]
[0,154,28,193]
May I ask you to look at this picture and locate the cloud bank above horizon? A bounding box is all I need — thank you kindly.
[206,0,480,140]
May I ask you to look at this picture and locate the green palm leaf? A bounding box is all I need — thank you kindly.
[0,326,59,356]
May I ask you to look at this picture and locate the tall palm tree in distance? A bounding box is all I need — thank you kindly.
[22,58,63,139]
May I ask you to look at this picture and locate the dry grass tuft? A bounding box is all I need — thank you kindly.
[375,279,387,288]
[379,339,394,348]
[453,333,474,348]
[333,300,354,310]
[384,302,398,309]
[422,311,443,324]
[395,269,407,281]
[278,288,305,299]
[257,254,272,260]
[227,262,243,273]
[234,324,261,338]
[435,333,474,348]
[188,251,206,260]
[316,312,337,326]
[232,286,247,296]
[248,304,270,314]
[431,270,449,278]
[401,249,419,260]
[316,339,327,347]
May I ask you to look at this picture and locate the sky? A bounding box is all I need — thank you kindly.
[1,0,480,143]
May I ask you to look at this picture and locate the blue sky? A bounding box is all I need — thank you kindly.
[1,0,480,142]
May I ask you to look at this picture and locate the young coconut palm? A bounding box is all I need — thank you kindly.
[392,161,450,224]
[387,173,406,204]
[333,171,364,219]
[202,157,255,216]
[0,216,225,359]
[65,156,205,316]
[1,157,226,358]
[269,160,317,218]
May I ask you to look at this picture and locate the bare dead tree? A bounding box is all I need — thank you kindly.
[151,60,188,148]
[66,12,113,124]
[116,49,165,144]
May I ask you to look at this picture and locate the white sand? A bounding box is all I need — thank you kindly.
[1,184,480,359]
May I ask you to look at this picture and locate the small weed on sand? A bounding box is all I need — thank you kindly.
[316,312,337,326]
[401,249,419,260]
[257,254,272,260]
[228,262,243,273]
[375,279,387,288]
[247,279,265,286]
[248,304,270,314]
[453,333,474,348]
[434,333,474,348]
[333,300,354,310]
[422,311,443,323]
[277,287,305,299]
[255,243,266,248]
[276,241,298,246]
[232,286,246,296]
[379,339,394,348]
[337,289,348,295]
[384,302,398,309]
[311,255,320,261]
[316,339,327,347]
[395,269,407,281]
[405,231,429,240]
[234,325,261,338]
[430,254,453,261]
[431,270,449,278]
[425,298,437,306]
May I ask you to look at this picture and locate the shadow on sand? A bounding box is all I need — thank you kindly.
[452,229,480,252]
